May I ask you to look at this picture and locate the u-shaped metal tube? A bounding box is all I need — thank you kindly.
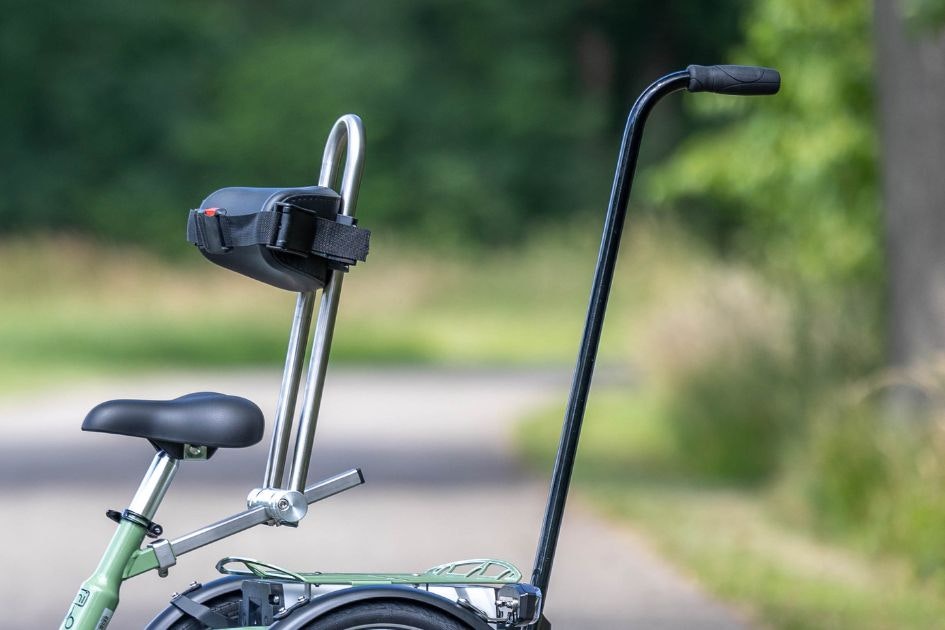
[318,114,365,218]
[287,115,365,492]
[263,115,366,491]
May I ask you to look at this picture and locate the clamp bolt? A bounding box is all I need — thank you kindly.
[277,498,291,511]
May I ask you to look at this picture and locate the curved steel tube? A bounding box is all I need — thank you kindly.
[288,115,365,492]
[529,71,690,603]
[318,114,365,217]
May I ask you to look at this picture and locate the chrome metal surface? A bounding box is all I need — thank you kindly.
[300,468,364,504]
[127,451,179,520]
[246,487,308,524]
[264,291,316,488]
[288,277,344,492]
[317,114,365,216]
[169,469,364,558]
[288,115,365,493]
[150,539,177,571]
[170,505,270,557]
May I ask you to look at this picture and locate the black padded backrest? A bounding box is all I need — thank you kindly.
[193,186,342,291]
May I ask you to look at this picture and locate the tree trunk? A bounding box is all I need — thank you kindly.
[875,0,945,371]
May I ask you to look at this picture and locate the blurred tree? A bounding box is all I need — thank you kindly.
[646,0,879,289]
[0,0,744,250]
[875,0,945,369]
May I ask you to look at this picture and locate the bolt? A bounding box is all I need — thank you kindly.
[277,498,291,511]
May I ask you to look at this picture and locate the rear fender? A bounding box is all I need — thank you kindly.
[144,575,245,629]
[269,584,494,630]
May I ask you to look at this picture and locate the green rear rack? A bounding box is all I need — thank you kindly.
[216,556,523,587]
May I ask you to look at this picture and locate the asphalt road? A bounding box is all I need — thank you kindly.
[0,368,749,629]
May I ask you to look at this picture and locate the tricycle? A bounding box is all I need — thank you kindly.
[60,64,780,630]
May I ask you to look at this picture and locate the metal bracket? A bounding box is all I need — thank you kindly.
[183,444,208,460]
[246,487,308,525]
[150,538,178,575]
[241,580,285,626]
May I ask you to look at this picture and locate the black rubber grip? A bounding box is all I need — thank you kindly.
[687,65,780,95]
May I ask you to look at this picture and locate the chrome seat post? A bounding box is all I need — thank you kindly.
[254,115,365,520]
[288,115,364,493]
[128,451,179,521]
[263,291,316,489]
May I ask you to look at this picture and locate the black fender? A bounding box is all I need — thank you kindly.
[270,584,493,630]
[144,575,245,629]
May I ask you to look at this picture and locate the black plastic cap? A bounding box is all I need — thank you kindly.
[687,65,781,95]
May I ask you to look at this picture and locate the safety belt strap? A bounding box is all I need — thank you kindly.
[187,204,370,265]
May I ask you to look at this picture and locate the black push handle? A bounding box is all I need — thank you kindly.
[687,64,780,95]
[530,67,781,617]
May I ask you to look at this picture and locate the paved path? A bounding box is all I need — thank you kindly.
[0,368,748,628]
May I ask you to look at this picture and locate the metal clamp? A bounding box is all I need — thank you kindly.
[150,538,178,574]
[246,487,308,525]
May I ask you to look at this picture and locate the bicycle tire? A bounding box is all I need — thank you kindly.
[301,600,472,630]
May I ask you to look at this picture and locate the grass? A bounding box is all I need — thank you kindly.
[518,390,945,629]
[0,225,659,391]
[0,217,733,394]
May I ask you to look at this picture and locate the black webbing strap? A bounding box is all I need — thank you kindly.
[187,206,370,265]
[170,594,231,629]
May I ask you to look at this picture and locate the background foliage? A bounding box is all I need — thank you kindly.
[1,0,745,249]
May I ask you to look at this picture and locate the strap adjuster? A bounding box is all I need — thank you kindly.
[191,209,231,254]
[271,202,318,257]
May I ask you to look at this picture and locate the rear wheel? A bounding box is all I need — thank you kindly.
[302,600,472,630]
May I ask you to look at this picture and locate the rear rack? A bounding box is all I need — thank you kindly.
[216,556,523,586]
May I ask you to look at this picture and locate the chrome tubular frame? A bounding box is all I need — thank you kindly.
[128,451,180,520]
[264,292,316,489]
[252,114,366,516]
[287,115,364,493]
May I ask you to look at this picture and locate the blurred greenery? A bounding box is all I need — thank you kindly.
[519,393,945,630]
[0,0,746,250]
[647,0,879,287]
[0,225,635,391]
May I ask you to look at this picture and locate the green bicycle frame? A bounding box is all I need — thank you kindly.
[59,449,365,629]
[60,452,178,630]
[60,520,151,630]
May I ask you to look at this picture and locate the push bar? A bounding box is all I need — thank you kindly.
[529,65,780,611]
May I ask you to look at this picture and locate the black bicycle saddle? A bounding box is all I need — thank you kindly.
[82,392,264,459]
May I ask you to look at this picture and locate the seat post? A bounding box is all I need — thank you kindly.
[246,115,365,524]
[263,291,316,489]
[128,451,179,521]
[288,115,364,493]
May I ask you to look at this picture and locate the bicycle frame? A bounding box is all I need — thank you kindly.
[59,115,367,630]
